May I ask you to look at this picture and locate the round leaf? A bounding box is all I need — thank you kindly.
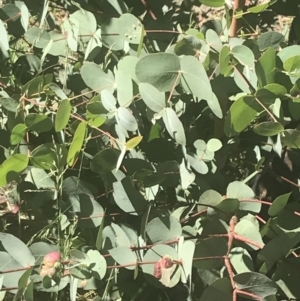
[135,53,180,92]
[231,45,255,67]
[0,154,28,188]
[10,123,27,145]
[180,55,222,118]
[81,62,115,94]
[116,107,138,132]
[109,247,137,270]
[234,272,277,299]
[113,176,147,215]
[139,83,165,112]
[146,215,182,244]
[25,113,53,133]
[118,13,142,45]
[90,148,121,173]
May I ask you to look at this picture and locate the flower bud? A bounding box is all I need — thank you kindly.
[43,251,61,268]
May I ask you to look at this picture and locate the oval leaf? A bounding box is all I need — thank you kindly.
[55,99,71,132]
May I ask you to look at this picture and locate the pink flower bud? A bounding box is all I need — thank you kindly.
[153,256,173,279]
[39,266,56,277]
[43,251,61,268]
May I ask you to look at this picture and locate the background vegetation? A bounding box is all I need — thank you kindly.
[1,0,300,300]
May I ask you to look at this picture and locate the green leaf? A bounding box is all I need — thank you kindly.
[235,217,264,250]
[281,129,300,148]
[30,143,67,170]
[10,123,27,145]
[273,257,300,299]
[116,107,138,132]
[0,233,35,266]
[206,138,222,152]
[234,272,278,299]
[100,89,117,112]
[193,237,228,269]
[118,13,142,45]
[25,113,53,133]
[200,0,225,7]
[199,278,232,301]
[179,240,195,283]
[109,247,137,270]
[231,45,255,67]
[256,47,276,86]
[229,247,254,273]
[102,222,131,248]
[247,2,269,13]
[258,232,300,262]
[187,154,208,175]
[224,96,262,137]
[0,154,29,188]
[55,99,71,132]
[118,56,140,83]
[180,160,195,190]
[216,198,240,215]
[162,108,186,145]
[257,32,285,51]
[73,194,104,229]
[69,9,97,43]
[146,215,182,243]
[115,69,133,107]
[81,62,115,93]
[90,148,121,173]
[0,252,27,290]
[25,27,51,48]
[126,136,143,150]
[13,267,34,301]
[135,53,180,92]
[139,83,165,112]
[206,29,222,52]
[253,122,284,136]
[0,19,9,57]
[283,55,300,73]
[268,192,291,217]
[198,190,223,213]
[67,121,87,166]
[219,45,232,76]
[0,97,19,112]
[101,18,124,51]
[113,176,147,215]
[180,55,222,118]
[86,250,107,279]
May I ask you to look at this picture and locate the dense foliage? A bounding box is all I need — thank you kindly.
[1,0,300,300]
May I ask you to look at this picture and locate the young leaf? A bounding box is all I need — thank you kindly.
[10,123,27,145]
[135,53,180,92]
[67,121,87,166]
[0,154,29,188]
[268,192,291,216]
[126,136,143,150]
[55,99,72,132]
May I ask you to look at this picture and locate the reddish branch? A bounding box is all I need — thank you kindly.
[229,0,246,37]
